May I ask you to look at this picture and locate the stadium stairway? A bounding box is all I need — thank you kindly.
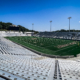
[54,60,62,80]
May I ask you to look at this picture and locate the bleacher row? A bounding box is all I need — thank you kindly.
[34,32,80,40]
[0,37,80,80]
[0,31,26,37]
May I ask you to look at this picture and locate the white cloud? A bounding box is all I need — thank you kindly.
[79,21,80,23]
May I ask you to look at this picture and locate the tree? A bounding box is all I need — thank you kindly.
[0,25,2,29]
[0,22,37,33]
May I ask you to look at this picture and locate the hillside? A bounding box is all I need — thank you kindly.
[0,22,37,33]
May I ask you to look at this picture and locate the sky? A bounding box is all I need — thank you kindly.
[0,0,80,31]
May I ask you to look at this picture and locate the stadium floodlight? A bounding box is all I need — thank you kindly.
[32,23,34,36]
[68,17,71,33]
[50,21,52,32]
[32,23,34,31]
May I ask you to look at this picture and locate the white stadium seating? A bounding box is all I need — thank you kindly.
[0,37,55,80]
[0,37,80,80]
[0,31,33,37]
[59,60,80,80]
[34,32,80,40]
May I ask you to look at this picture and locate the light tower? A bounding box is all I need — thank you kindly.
[32,23,34,36]
[50,21,52,32]
[68,17,71,33]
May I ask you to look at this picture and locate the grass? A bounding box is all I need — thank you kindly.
[5,36,80,57]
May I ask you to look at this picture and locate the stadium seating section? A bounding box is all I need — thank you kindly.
[34,32,80,40]
[0,31,26,37]
[0,37,79,80]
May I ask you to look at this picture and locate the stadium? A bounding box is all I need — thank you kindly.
[0,22,80,80]
[0,0,80,80]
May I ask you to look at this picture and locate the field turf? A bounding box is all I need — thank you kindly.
[5,36,80,57]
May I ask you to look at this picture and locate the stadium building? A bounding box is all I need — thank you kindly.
[9,25,19,31]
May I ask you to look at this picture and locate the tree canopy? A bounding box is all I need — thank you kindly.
[0,22,30,32]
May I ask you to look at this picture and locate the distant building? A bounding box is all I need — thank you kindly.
[9,25,19,31]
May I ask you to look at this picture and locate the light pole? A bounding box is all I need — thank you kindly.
[50,21,52,32]
[32,23,34,36]
[68,17,71,33]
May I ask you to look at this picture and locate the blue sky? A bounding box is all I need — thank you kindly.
[0,0,80,31]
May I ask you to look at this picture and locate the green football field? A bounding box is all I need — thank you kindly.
[5,36,80,57]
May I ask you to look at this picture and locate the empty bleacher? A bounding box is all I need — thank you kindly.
[0,36,80,80]
[59,59,80,80]
[0,37,55,80]
[0,31,30,37]
[34,32,80,40]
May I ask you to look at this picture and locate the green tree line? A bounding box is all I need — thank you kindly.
[55,29,80,32]
[0,22,38,33]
